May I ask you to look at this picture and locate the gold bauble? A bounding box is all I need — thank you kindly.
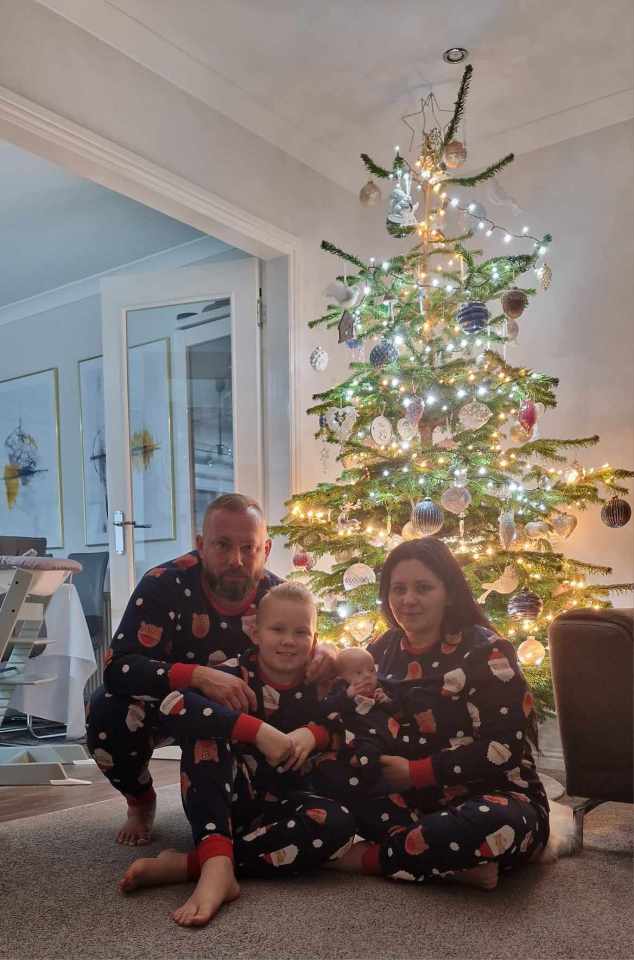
[517,637,546,667]
[444,140,467,169]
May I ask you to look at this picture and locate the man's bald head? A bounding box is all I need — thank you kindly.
[197,494,271,603]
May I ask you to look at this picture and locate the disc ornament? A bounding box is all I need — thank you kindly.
[370,415,393,446]
[342,562,376,592]
[397,417,417,442]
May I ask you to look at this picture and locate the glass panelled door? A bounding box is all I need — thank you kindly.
[101,260,261,627]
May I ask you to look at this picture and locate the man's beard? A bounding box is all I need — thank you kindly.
[203,568,258,602]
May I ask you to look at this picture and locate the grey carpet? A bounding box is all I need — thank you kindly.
[1,784,632,960]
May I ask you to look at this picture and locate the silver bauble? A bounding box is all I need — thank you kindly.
[359,180,381,207]
[309,346,328,372]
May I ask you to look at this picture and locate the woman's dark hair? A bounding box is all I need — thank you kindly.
[379,537,494,635]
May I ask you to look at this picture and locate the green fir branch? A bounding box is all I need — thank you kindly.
[445,153,515,187]
[443,64,473,147]
[360,153,392,179]
[320,240,366,270]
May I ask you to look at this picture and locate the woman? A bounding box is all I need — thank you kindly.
[330,537,549,890]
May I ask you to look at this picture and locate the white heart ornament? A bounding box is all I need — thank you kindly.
[325,406,358,440]
[551,513,577,539]
[458,400,492,431]
[371,415,393,445]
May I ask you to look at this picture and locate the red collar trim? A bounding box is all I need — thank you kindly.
[400,634,439,657]
[257,665,304,692]
[200,573,258,617]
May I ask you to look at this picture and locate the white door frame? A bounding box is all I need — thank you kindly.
[0,82,303,494]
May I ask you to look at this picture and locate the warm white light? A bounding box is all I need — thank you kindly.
[504,233,512,243]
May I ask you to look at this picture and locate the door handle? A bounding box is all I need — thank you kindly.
[112,510,152,554]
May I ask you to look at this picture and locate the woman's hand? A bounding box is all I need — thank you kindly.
[283,727,317,771]
[380,755,412,791]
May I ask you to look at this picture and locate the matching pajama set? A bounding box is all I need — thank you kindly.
[86,552,354,876]
[314,626,550,883]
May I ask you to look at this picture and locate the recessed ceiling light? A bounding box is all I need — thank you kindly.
[443,47,468,64]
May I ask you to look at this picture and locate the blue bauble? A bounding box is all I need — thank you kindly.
[456,300,490,334]
[369,338,398,367]
[346,338,363,350]
[411,498,444,536]
[507,590,543,622]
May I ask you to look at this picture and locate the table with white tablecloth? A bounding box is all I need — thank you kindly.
[9,583,97,739]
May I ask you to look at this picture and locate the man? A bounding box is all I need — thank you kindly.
[87,493,334,844]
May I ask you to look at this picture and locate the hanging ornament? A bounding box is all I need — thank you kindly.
[401,521,419,541]
[517,637,546,667]
[518,399,537,432]
[359,180,381,207]
[456,301,490,334]
[397,418,417,442]
[507,590,543,622]
[405,396,425,426]
[345,612,376,643]
[343,562,376,592]
[550,513,577,539]
[432,425,458,450]
[601,496,631,528]
[501,288,529,320]
[345,338,362,351]
[444,140,467,169]
[525,520,550,539]
[478,564,519,602]
[509,422,531,445]
[292,548,314,570]
[441,485,472,515]
[309,346,328,372]
[499,509,517,549]
[336,511,361,537]
[538,474,554,491]
[326,281,362,310]
[458,400,492,431]
[386,173,419,227]
[411,498,444,536]
[369,339,398,367]
[325,406,358,441]
[370,415,393,446]
[385,533,404,551]
[337,311,356,344]
[541,263,553,290]
[505,318,520,342]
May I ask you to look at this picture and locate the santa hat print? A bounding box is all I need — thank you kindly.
[159,691,185,717]
[194,739,219,764]
[262,844,299,867]
[262,684,281,715]
[488,647,515,683]
[441,667,466,697]
[477,824,515,858]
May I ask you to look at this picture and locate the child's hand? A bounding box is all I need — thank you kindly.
[374,687,390,704]
[282,727,317,772]
[346,679,376,699]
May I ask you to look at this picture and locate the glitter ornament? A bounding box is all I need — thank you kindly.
[309,346,328,372]
[518,399,537,432]
[508,590,543,622]
[397,418,417,442]
[444,140,467,169]
[458,400,492,431]
[499,509,516,548]
[601,496,631,528]
[517,638,546,667]
[343,562,376,592]
[411,498,444,536]
[541,263,553,290]
[456,301,489,334]
[509,422,531,445]
[370,415,393,446]
[325,406,358,441]
[550,513,577,539]
[292,548,314,570]
[405,396,425,426]
[369,339,398,367]
[440,485,472,515]
[525,521,550,539]
[501,288,529,320]
[359,180,381,207]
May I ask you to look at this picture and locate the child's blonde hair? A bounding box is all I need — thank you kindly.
[256,581,317,624]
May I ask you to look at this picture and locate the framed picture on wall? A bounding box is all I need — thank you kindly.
[0,367,64,548]
[127,337,175,542]
[78,355,108,546]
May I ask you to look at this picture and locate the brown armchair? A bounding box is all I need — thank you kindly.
[548,607,633,847]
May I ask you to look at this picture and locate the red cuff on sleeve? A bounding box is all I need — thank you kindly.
[409,757,436,789]
[197,836,234,866]
[231,714,263,743]
[186,851,201,881]
[168,663,197,690]
[306,723,330,751]
[361,844,381,875]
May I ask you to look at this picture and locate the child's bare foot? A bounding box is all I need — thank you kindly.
[454,861,499,891]
[119,849,189,893]
[255,723,292,768]
[172,856,240,927]
[117,801,156,845]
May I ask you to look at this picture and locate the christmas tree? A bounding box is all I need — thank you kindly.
[272,66,633,714]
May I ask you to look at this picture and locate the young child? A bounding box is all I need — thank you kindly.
[118,582,354,928]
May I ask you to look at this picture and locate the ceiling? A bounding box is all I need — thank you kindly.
[0,139,205,308]
[36,0,634,192]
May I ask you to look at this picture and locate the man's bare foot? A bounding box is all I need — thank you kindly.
[119,849,189,893]
[117,802,156,845]
[255,723,292,768]
[172,856,240,927]
[324,840,373,873]
[454,861,499,891]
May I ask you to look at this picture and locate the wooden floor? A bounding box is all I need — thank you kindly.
[0,759,180,824]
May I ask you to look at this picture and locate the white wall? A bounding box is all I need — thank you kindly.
[497,120,634,596]
[0,2,630,594]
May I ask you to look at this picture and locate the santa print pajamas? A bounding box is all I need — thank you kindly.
[86,551,281,804]
[167,649,354,876]
[329,626,550,882]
